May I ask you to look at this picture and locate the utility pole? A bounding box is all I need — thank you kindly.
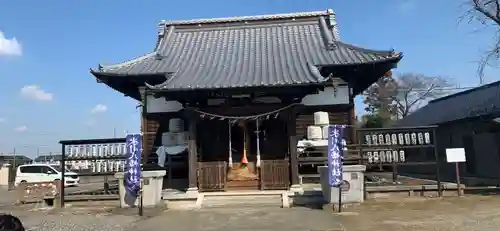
[12,148,16,168]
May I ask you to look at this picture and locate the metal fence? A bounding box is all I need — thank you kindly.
[58,138,127,207]
[356,125,442,195]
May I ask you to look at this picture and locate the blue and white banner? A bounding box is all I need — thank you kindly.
[328,125,346,187]
[125,134,142,196]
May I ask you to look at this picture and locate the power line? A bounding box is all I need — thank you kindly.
[362,86,479,93]
[396,86,477,92]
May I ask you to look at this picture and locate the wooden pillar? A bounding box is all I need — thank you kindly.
[187,114,198,190]
[287,107,300,187]
[347,105,356,144]
[139,87,148,163]
[347,85,357,144]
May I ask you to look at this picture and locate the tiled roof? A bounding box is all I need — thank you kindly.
[92,9,401,90]
[0,155,32,162]
[395,81,500,126]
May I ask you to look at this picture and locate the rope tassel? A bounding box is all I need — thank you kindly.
[256,119,261,168]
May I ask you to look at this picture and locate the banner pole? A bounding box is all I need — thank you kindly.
[139,134,144,216]
[338,186,342,213]
[139,178,143,216]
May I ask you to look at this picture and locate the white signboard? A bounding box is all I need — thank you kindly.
[446,148,466,163]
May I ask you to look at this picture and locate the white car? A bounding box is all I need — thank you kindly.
[14,164,80,187]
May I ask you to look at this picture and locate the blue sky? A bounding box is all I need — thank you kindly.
[0,0,497,157]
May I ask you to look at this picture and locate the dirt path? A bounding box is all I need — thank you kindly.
[337,195,500,231]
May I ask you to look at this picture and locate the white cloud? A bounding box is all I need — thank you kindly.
[0,31,22,56]
[90,104,107,114]
[20,85,53,101]
[14,125,27,132]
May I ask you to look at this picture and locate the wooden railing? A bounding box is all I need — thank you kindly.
[260,159,290,190]
[298,145,362,166]
[197,161,227,192]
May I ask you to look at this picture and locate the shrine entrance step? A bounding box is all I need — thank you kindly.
[200,190,287,209]
[226,180,260,191]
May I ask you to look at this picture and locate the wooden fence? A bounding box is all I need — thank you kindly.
[198,161,227,191]
[197,160,291,191]
[260,159,289,190]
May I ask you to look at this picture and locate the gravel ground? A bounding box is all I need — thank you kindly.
[131,207,343,231]
[0,202,139,231]
[0,189,17,206]
[14,213,138,231]
[337,195,500,231]
[0,202,343,231]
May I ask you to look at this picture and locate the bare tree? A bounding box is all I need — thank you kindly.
[393,73,453,118]
[363,73,453,119]
[461,0,500,83]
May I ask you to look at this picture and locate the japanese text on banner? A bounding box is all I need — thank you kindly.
[327,125,346,187]
[125,134,142,196]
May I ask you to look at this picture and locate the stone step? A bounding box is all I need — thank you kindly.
[299,174,321,184]
[202,194,283,209]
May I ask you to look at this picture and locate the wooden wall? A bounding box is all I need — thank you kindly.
[143,105,355,159]
[436,119,500,180]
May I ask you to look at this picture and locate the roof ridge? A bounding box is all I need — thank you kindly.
[159,9,334,27]
[429,80,500,104]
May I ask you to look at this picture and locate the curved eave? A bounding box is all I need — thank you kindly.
[97,52,158,72]
[317,53,403,96]
[90,69,171,101]
[146,82,327,94]
[335,41,397,56]
[90,69,171,78]
[317,52,403,68]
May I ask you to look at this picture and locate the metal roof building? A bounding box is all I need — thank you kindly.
[396,80,500,127]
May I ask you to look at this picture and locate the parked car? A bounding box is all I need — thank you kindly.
[14,164,79,187]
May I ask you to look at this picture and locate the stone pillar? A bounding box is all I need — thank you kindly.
[318,165,366,204]
[0,164,12,188]
[115,170,166,208]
